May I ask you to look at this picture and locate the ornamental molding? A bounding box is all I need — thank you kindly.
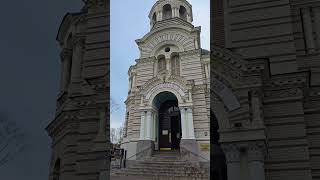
[135,57,156,64]
[137,29,196,58]
[211,78,241,112]
[247,141,266,162]
[60,48,72,60]
[221,144,241,163]
[264,75,308,88]
[83,0,106,9]
[150,0,192,14]
[140,74,191,94]
[180,49,201,57]
[264,87,303,99]
[212,46,266,86]
[139,75,193,105]
[72,34,86,46]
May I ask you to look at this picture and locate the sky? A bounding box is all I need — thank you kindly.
[110,0,210,130]
[0,1,82,179]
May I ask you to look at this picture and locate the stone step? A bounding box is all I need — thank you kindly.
[111,174,209,180]
[114,169,200,176]
[136,160,189,164]
[113,170,208,178]
[124,166,203,172]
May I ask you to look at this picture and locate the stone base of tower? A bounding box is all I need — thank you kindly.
[136,140,154,160]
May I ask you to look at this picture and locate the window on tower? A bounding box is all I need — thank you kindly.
[53,159,60,180]
[158,55,166,72]
[171,54,180,76]
[152,13,157,25]
[163,4,172,20]
[179,6,187,21]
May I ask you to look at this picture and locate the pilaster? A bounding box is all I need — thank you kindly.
[222,144,241,180]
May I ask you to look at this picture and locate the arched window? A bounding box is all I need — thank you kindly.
[163,4,172,20]
[179,6,187,21]
[171,55,180,76]
[53,159,60,180]
[158,56,166,72]
[152,13,157,25]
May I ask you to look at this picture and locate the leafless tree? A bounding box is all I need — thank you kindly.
[0,111,28,168]
[110,97,120,114]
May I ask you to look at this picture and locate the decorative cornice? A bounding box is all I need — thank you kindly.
[83,0,106,9]
[247,141,266,162]
[135,57,156,64]
[60,48,72,60]
[221,144,241,163]
[72,34,86,46]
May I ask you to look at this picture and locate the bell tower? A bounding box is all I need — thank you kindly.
[46,1,109,180]
[149,0,193,27]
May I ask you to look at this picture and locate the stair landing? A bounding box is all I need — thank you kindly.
[111,150,209,180]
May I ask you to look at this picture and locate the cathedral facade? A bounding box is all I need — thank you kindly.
[121,0,210,168]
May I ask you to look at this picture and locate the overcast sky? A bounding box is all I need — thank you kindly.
[0,1,82,179]
[110,0,210,130]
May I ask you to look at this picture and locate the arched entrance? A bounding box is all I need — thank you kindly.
[211,111,228,180]
[153,91,181,151]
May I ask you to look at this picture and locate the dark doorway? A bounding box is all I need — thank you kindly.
[158,100,181,150]
[211,111,228,180]
[170,116,181,150]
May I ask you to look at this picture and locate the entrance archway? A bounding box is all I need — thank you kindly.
[152,91,181,151]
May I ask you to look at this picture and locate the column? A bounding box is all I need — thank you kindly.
[222,144,241,180]
[159,11,163,21]
[204,63,209,79]
[172,8,176,17]
[251,91,263,127]
[195,38,199,49]
[132,74,136,88]
[145,111,152,140]
[71,35,84,81]
[139,111,146,140]
[153,112,156,141]
[302,7,316,54]
[154,61,158,76]
[97,111,106,136]
[60,49,72,91]
[166,58,171,74]
[128,76,132,92]
[180,108,187,139]
[313,7,320,51]
[187,14,191,22]
[186,108,195,139]
[59,59,66,92]
[248,143,266,180]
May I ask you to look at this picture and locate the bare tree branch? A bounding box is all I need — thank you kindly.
[0,111,28,168]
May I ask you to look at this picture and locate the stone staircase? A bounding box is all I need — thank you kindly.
[111,150,209,180]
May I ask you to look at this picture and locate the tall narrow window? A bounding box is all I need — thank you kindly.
[179,6,187,21]
[53,159,60,180]
[152,13,157,25]
[158,56,166,72]
[171,55,180,76]
[163,4,172,20]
